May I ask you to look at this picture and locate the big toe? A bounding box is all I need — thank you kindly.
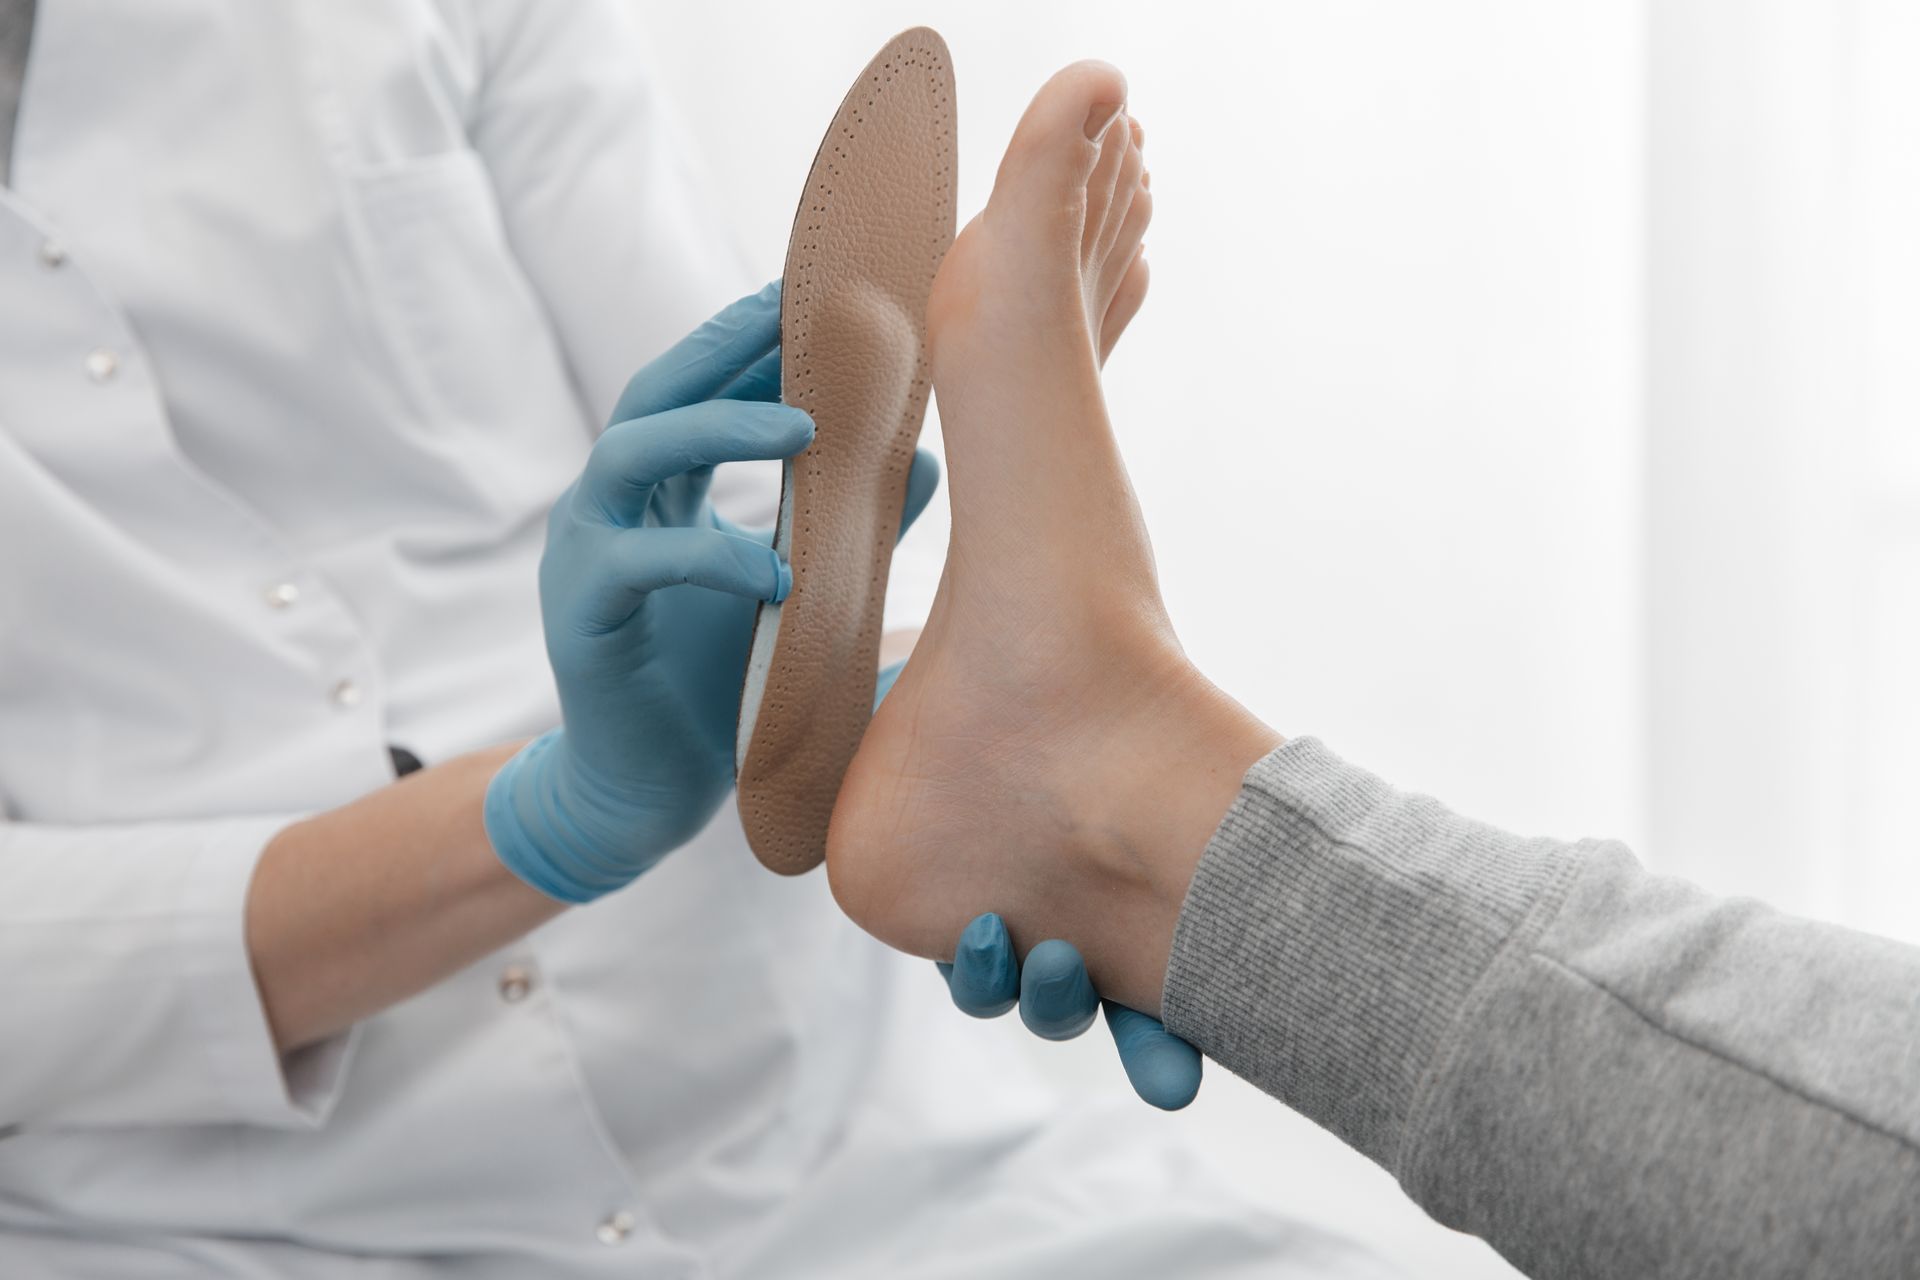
[992,60,1130,209]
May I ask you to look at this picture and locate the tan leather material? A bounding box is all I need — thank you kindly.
[735,28,957,875]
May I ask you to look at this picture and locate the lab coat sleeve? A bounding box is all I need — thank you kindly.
[0,816,356,1129]
[462,0,758,427]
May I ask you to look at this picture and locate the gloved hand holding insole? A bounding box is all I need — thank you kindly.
[486,283,936,902]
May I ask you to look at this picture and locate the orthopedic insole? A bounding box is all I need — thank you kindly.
[734,28,958,875]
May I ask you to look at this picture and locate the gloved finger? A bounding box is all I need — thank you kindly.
[874,659,907,711]
[648,466,717,530]
[897,447,940,543]
[581,400,813,527]
[1103,1002,1204,1111]
[704,441,931,548]
[944,912,1020,1018]
[611,281,782,423]
[712,513,773,547]
[1019,939,1100,1041]
[579,527,790,633]
[717,346,782,404]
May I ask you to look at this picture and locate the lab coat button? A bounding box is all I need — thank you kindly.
[329,678,363,709]
[264,582,301,610]
[38,240,68,269]
[497,964,534,1003]
[85,348,119,383]
[595,1211,634,1245]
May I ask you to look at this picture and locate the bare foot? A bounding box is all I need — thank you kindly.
[827,64,1278,1015]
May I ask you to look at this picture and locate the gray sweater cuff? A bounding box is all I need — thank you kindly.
[1161,737,1582,1172]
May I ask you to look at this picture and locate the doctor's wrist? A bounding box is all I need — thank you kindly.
[483,729,655,904]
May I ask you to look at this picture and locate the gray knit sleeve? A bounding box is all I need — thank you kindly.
[1162,737,1920,1280]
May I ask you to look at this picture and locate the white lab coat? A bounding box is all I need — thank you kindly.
[0,2,1391,1275]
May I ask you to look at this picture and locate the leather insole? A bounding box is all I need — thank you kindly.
[735,28,957,874]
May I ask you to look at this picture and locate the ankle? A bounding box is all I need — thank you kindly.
[1050,652,1282,1014]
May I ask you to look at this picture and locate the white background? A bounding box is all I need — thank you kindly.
[631,3,1920,1276]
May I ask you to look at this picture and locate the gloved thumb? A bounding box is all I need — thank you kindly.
[898,447,941,542]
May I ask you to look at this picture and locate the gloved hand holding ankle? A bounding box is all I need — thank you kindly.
[942,912,1205,1111]
[868,667,1205,1110]
[487,282,938,902]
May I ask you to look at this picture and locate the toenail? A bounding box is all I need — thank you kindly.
[1083,102,1126,140]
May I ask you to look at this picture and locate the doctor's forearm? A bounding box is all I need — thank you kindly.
[246,743,566,1053]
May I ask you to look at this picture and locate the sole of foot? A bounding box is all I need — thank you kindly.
[826,62,1249,1012]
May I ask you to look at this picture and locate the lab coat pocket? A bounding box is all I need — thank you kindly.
[343,150,581,446]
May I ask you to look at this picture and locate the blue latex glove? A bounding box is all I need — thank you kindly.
[487,282,938,902]
[940,913,1204,1111]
